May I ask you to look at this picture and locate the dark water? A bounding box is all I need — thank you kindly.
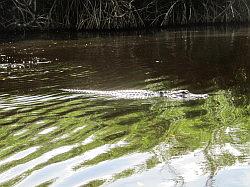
[0,27,249,187]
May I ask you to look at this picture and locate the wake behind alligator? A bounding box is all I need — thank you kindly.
[61,89,208,100]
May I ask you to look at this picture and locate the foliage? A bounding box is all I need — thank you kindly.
[0,0,250,30]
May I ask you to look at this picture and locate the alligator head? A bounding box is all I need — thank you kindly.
[160,90,208,100]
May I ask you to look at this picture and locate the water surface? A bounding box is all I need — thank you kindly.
[0,27,249,187]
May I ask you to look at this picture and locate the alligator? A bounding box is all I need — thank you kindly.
[60,89,208,100]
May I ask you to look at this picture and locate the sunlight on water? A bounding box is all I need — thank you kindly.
[0,146,74,183]
[0,146,39,166]
[16,141,129,187]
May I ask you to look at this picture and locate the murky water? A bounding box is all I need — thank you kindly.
[0,27,249,187]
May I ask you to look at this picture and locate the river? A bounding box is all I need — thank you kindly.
[0,27,249,186]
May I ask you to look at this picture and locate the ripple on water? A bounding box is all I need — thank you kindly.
[0,146,39,166]
[14,141,129,187]
[0,146,74,184]
[38,127,58,135]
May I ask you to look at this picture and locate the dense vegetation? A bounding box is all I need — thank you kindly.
[0,0,250,31]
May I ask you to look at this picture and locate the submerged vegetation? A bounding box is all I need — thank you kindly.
[0,89,249,186]
[0,0,250,31]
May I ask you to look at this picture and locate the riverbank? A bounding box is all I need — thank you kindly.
[0,0,250,31]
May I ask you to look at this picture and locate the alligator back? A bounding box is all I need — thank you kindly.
[60,89,208,100]
[60,89,160,99]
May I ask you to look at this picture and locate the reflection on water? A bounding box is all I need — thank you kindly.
[0,27,249,186]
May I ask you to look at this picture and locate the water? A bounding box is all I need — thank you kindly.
[0,27,249,187]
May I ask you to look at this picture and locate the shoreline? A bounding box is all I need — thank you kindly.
[0,22,250,37]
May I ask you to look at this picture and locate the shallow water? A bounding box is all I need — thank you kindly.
[0,27,249,187]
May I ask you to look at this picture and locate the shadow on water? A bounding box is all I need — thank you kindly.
[0,27,249,186]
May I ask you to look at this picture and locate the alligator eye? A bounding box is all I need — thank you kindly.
[181,90,189,94]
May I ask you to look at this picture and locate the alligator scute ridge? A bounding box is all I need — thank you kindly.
[60,89,209,100]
